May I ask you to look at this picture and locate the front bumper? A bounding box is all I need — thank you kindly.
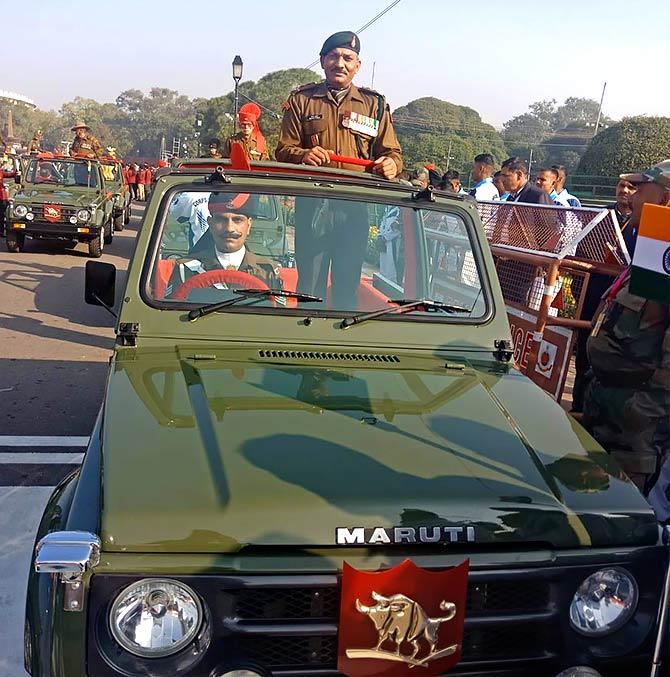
[10,220,101,238]
[81,545,666,677]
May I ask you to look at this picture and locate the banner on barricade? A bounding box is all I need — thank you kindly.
[506,306,574,400]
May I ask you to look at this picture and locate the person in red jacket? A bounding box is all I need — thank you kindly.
[0,160,18,237]
[141,163,153,201]
[126,164,138,200]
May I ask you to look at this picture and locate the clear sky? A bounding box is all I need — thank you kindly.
[4,0,669,127]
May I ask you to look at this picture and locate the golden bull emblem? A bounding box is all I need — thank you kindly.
[346,591,459,668]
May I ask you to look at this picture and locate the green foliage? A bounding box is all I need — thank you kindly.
[577,116,670,176]
[502,97,612,172]
[392,97,507,175]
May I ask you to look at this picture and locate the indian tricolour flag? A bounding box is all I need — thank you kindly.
[630,203,670,303]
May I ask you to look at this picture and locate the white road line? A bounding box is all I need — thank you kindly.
[0,436,89,447]
[0,453,84,464]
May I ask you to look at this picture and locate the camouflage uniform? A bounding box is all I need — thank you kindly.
[583,270,670,491]
[71,133,103,158]
[166,246,282,298]
[27,136,42,154]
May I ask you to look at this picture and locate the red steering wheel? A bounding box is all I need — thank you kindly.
[171,269,268,301]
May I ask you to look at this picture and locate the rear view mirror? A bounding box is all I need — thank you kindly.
[85,261,116,311]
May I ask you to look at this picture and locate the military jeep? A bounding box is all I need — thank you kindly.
[100,156,131,231]
[7,154,115,257]
[24,160,669,676]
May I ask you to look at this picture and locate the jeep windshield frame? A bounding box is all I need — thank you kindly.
[24,158,100,189]
[139,178,494,327]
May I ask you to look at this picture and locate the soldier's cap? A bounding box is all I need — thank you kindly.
[71,120,90,131]
[208,191,258,217]
[320,31,360,57]
[208,138,221,149]
[620,160,670,188]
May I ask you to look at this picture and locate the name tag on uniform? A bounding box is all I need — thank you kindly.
[342,111,379,137]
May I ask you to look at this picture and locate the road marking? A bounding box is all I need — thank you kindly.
[0,436,89,447]
[0,453,84,464]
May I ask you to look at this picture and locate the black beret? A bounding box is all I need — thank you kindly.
[320,31,360,57]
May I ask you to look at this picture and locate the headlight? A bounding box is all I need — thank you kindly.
[76,209,91,222]
[109,578,202,657]
[13,204,27,218]
[569,567,638,636]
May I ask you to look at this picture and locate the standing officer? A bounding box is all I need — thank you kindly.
[70,121,102,158]
[583,160,670,493]
[223,103,269,161]
[276,31,402,307]
[26,129,43,155]
[208,139,223,159]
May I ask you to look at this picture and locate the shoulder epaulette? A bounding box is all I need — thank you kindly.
[290,82,321,96]
[357,86,382,97]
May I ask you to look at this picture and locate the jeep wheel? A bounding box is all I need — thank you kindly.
[6,232,25,253]
[124,205,131,224]
[113,212,124,232]
[88,229,103,258]
[104,220,113,245]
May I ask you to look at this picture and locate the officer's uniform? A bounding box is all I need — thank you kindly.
[223,132,269,161]
[275,31,402,308]
[583,267,670,491]
[71,123,102,158]
[27,136,42,154]
[166,246,282,298]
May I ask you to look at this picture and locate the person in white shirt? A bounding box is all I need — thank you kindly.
[468,153,499,201]
[552,164,582,207]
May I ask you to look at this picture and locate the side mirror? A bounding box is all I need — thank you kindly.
[85,261,116,313]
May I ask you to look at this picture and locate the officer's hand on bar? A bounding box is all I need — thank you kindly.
[372,156,398,180]
[301,147,333,166]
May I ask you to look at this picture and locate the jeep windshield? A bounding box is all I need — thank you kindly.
[24,158,99,188]
[146,187,488,321]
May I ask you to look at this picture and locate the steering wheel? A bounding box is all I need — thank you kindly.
[171,269,269,301]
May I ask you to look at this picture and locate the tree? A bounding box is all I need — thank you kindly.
[502,97,614,172]
[578,116,670,177]
[392,97,507,175]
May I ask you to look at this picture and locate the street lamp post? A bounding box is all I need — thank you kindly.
[232,55,243,133]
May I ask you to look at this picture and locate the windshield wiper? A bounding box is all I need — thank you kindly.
[340,298,470,329]
[187,288,323,322]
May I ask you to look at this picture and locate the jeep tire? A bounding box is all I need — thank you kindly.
[113,211,124,232]
[88,229,103,258]
[6,231,25,253]
[104,219,113,245]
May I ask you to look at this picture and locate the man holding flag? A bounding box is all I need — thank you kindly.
[583,160,670,494]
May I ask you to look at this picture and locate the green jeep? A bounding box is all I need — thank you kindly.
[7,154,115,257]
[100,157,131,232]
[24,160,670,677]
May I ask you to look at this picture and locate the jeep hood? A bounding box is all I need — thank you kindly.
[100,349,657,553]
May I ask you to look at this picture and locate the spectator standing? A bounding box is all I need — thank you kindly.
[137,165,147,201]
[493,171,509,200]
[441,170,465,194]
[126,164,137,200]
[535,167,570,205]
[500,157,555,205]
[552,164,582,207]
[142,164,154,201]
[469,154,499,200]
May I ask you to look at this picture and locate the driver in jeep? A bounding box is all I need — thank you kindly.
[166,191,283,298]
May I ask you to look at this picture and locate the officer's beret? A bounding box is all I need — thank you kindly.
[320,31,360,57]
[208,191,258,217]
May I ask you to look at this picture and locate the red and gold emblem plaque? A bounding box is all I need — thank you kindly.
[338,559,469,676]
[43,205,62,223]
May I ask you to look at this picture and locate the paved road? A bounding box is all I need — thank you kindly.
[0,203,144,675]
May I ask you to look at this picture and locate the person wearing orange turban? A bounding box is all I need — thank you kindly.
[223,102,270,161]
